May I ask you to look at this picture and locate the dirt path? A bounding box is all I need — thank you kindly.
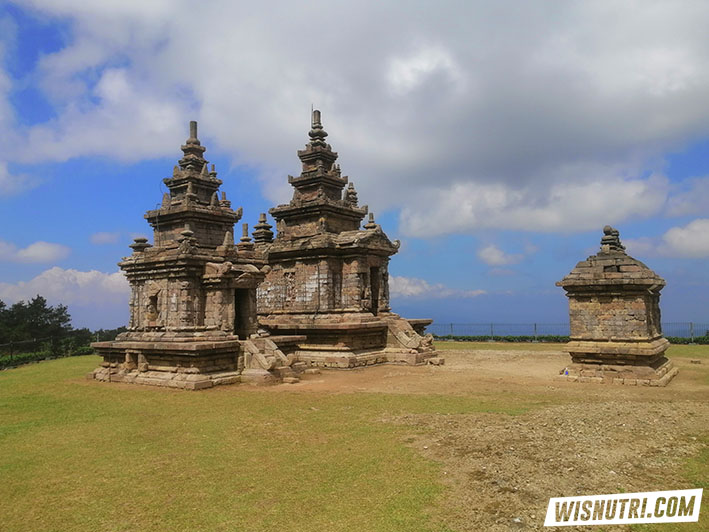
[397,399,708,531]
[273,346,709,531]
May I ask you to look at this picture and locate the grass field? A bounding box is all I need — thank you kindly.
[0,343,707,531]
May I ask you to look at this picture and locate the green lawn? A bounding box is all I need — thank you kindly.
[0,355,525,532]
[1,347,706,532]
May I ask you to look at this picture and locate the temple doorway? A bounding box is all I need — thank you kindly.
[234,289,251,339]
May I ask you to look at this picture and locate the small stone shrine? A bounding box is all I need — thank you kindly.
[91,123,302,389]
[255,110,439,367]
[556,226,678,386]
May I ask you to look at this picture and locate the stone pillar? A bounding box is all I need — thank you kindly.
[379,262,391,313]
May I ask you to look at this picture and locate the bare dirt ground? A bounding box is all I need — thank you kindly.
[275,346,709,531]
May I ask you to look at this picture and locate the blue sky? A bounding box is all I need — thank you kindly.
[0,1,708,330]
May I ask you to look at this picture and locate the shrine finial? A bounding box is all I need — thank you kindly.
[187,121,200,145]
[600,225,626,254]
[308,109,328,147]
[179,120,206,169]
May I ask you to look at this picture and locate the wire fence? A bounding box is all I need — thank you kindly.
[427,322,709,341]
[0,336,58,357]
[0,336,96,370]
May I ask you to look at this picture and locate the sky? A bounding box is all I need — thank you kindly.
[0,1,708,330]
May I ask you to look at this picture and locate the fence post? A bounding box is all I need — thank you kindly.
[533,323,538,343]
[450,323,453,335]
[690,322,694,344]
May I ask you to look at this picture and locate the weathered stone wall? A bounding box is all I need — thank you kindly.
[258,255,390,315]
[258,259,336,313]
[275,215,361,240]
[152,219,233,249]
[127,275,210,331]
[568,293,659,340]
[203,288,235,332]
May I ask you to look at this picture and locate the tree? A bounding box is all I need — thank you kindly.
[0,300,8,344]
[0,296,73,349]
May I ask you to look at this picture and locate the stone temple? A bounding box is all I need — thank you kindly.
[556,226,678,386]
[91,113,439,389]
[91,122,302,389]
[256,110,438,367]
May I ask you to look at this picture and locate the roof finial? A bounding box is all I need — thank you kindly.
[237,222,254,251]
[364,212,377,230]
[600,225,626,254]
[253,212,274,244]
[188,121,199,144]
[344,182,358,206]
[179,120,206,169]
[308,109,328,147]
[222,229,234,247]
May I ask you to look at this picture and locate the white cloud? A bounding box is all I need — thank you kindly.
[0,267,129,305]
[389,275,485,299]
[5,1,709,232]
[0,162,38,196]
[666,176,709,217]
[387,46,462,94]
[15,241,70,262]
[622,236,658,258]
[0,239,70,263]
[623,218,709,259]
[400,172,669,236]
[90,231,121,245]
[477,244,523,266]
[662,219,709,258]
[21,68,189,163]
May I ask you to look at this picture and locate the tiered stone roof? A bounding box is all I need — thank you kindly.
[144,121,242,249]
[268,110,370,239]
[557,226,665,290]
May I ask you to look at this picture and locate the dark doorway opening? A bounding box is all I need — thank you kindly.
[234,289,251,339]
[370,267,380,316]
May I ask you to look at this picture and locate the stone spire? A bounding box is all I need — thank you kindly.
[269,110,367,239]
[308,109,329,148]
[296,109,339,175]
[179,121,207,171]
[146,121,242,249]
[222,229,234,247]
[237,222,254,251]
[344,182,359,206]
[252,213,274,243]
[364,212,378,230]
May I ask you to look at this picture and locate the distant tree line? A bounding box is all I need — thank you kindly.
[0,295,126,369]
